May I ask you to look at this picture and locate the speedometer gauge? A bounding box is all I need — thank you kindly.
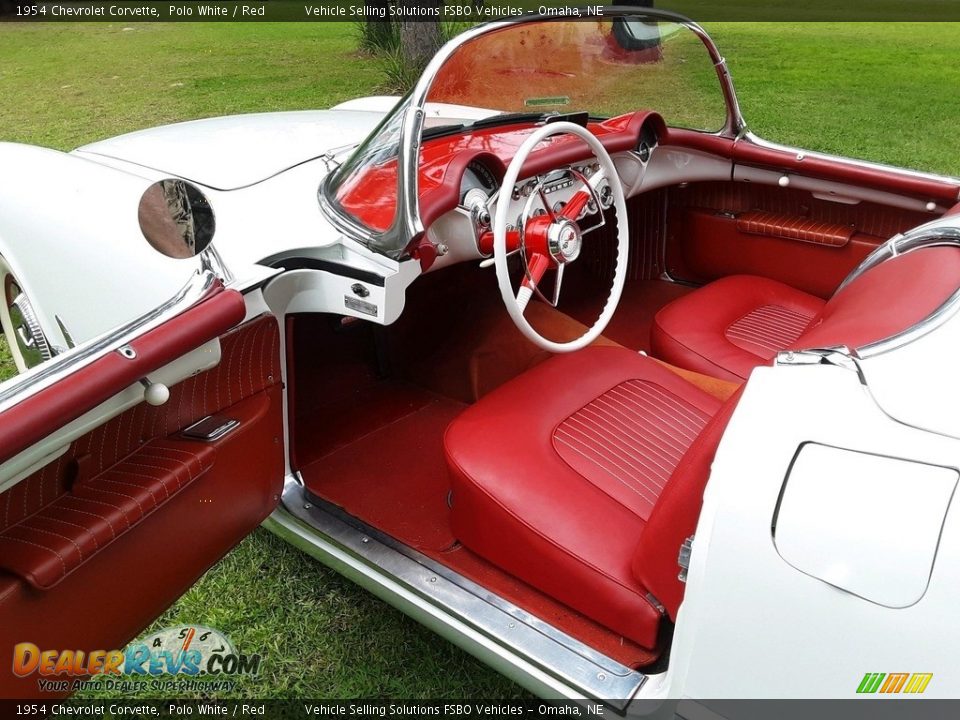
[467,160,498,191]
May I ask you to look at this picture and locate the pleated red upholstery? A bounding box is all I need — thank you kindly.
[553,379,712,520]
[651,275,824,382]
[653,246,960,381]
[446,346,723,648]
[736,211,854,247]
[724,304,816,356]
[0,314,280,535]
[0,440,215,589]
[0,314,280,589]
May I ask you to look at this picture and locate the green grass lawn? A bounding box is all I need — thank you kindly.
[706,22,960,177]
[0,337,14,382]
[0,20,958,700]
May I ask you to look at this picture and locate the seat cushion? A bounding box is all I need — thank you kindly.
[651,275,825,382]
[445,346,722,648]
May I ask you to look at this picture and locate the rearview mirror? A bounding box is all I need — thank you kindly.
[138,179,215,259]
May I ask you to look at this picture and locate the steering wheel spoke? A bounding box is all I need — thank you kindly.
[517,252,550,312]
[537,188,558,222]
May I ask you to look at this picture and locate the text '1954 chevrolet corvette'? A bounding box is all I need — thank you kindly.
[1,9,959,708]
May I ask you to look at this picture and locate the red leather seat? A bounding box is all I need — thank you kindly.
[652,246,960,382]
[652,275,824,382]
[445,346,741,649]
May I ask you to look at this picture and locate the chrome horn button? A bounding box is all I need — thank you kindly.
[547,219,582,264]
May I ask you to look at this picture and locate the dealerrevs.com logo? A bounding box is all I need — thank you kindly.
[13,625,262,693]
[857,672,933,694]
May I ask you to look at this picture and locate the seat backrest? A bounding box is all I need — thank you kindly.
[794,245,960,352]
[630,387,742,619]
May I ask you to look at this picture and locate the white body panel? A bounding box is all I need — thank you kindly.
[776,444,956,608]
[0,142,200,349]
[668,306,960,697]
[75,109,385,191]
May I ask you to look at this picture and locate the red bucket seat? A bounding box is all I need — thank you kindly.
[651,246,960,382]
[445,347,741,648]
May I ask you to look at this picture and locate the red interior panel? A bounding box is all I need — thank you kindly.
[733,140,960,204]
[0,314,283,699]
[736,210,854,247]
[0,439,216,589]
[0,285,246,467]
[665,182,933,298]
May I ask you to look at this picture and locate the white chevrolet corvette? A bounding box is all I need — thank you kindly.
[0,10,958,706]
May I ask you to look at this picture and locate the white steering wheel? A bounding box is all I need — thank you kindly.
[493,121,629,353]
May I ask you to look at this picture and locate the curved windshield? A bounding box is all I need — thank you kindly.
[324,94,409,238]
[426,19,727,132]
[322,15,730,257]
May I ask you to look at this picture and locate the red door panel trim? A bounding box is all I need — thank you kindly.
[0,287,246,466]
[736,210,854,247]
[0,439,217,589]
[734,140,960,204]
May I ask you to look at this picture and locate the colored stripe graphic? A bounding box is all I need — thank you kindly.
[857,673,885,693]
[880,673,909,693]
[904,673,933,694]
[857,672,932,694]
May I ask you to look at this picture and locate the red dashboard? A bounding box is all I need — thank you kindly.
[334,110,667,235]
[332,108,960,249]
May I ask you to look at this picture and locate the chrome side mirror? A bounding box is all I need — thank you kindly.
[138,179,216,259]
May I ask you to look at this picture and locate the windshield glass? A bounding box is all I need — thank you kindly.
[426,19,727,133]
[323,16,729,256]
[324,93,409,238]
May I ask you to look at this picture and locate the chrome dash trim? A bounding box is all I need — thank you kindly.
[265,477,647,706]
[0,270,219,413]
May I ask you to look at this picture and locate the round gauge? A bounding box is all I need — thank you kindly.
[467,160,498,191]
[460,160,499,208]
[638,142,651,163]
[463,187,489,211]
[599,184,614,209]
[129,625,236,674]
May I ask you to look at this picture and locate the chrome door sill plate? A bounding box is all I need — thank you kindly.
[265,477,647,706]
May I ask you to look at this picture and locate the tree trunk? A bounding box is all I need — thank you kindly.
[399,1,443,73]
[363,0,394,52]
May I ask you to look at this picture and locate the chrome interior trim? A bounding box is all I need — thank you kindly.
[0,270,219,413]
[267,478,647,707]
[738,132,960,195]
[826,224,960,360]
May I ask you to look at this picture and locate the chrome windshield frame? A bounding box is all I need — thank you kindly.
[321,8,745,259]
[849,223,960,359]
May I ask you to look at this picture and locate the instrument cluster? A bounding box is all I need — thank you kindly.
[456,159,616,258]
